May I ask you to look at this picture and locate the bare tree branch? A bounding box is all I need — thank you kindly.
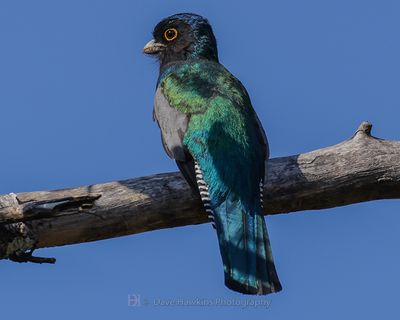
[1,121,399,262]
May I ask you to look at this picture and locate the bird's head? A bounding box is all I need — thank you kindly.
[143,13,219,67]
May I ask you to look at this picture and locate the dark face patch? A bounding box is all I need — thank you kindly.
[149,13,219,68]
[152,20,193,64]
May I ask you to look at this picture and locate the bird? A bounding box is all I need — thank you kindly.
[143,13,282,295]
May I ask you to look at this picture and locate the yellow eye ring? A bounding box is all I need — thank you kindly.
[164,28,178,41]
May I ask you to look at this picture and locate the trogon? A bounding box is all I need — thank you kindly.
[143,13,282,295]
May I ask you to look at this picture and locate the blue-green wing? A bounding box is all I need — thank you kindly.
[158,60,281,294]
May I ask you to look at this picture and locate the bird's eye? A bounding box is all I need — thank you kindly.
[164,28,178,41]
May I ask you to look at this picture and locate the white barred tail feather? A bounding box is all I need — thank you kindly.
[194,161,216,229]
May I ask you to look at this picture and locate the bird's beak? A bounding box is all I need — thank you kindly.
[143,39,166,54]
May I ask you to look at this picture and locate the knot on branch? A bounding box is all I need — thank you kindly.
[355,121,373,136]
[0,222,36,257]
[0,221,56,264]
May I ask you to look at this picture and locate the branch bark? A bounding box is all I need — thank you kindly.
[1,121,399,262]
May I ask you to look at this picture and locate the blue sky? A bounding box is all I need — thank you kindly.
[1,0,399,319]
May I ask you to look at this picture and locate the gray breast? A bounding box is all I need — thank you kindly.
[153,87,189,161]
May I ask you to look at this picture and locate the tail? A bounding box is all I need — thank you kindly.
[212,196,282,295]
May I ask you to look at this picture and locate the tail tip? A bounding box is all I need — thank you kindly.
[225,278,282,295]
